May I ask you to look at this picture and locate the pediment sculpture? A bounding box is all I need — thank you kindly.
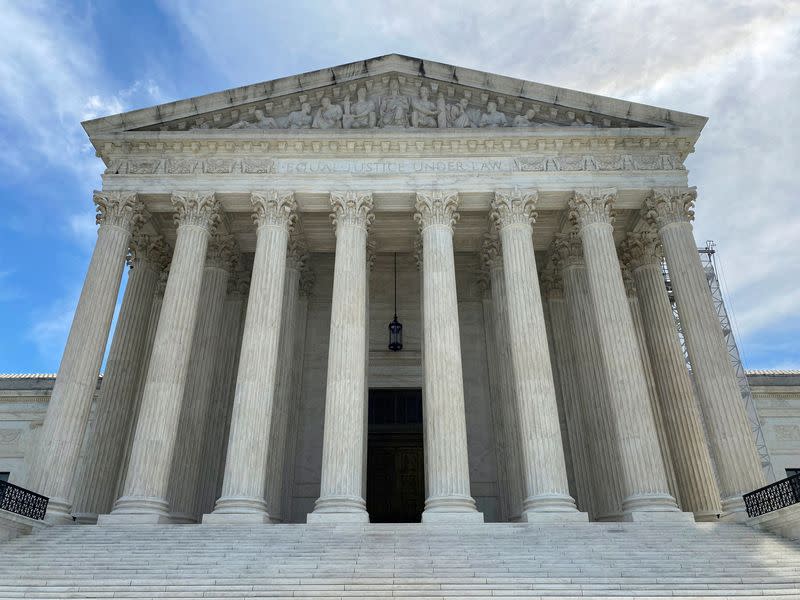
[192,78,600,132]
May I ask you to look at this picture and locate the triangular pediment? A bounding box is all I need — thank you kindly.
[82,54,706,136]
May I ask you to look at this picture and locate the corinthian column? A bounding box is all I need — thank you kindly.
[28,191,145,522]
[100,191,220,524]
[646,187,763,517]
[569,188,686,521]
[265,237,306,522]
[308,191,373,523]
[490,190,583,521]
[169,234,237,522]
[481,235,524,521]
[540,259,595,516]
[205,191,295,523]
[621,230,721,520]
[415,191,482,523]
[74,234,168,521]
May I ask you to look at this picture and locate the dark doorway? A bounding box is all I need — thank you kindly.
[367,389,425,523]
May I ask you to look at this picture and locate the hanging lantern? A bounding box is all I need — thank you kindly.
[388,252,403,352]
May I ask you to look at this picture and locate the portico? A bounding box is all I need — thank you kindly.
[26,55,764,526]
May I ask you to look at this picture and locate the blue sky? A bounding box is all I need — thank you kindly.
[1,0,798,372]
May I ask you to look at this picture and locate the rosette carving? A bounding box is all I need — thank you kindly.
[414,190,459,230]
[645,187,696,229]
[569,187,617,229]
[172,191,221,232]
[329,191,374,230]
[490,188,538,230]
[94,190,147,233]
[251,190,297,230]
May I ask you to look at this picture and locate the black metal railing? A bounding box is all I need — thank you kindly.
[0,480,49,520]
[743,473,800,518]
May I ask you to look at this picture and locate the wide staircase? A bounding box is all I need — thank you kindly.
[1,522,799,599]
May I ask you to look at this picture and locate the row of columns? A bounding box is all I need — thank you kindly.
[28,185,763,525]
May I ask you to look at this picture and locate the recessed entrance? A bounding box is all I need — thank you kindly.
[366,388,425,523]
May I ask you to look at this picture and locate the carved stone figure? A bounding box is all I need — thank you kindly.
[287,102,313,129]
[450,98,473,128]
[312,97,343,129]
[379,79,410,128]
[479,101,507,127]
[512,109,538,127]
[228,109,277,130]
[342,87,376,129]
[410,86,438,128]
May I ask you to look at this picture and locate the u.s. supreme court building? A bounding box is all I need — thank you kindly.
[5,54,785,532]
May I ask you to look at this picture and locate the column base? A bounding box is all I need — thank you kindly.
[72,512,98,525]
[693,510,723,522]
[422,510,485,524]
[43,498,75,525]
[719,495,748,522]
[622,510,696,523]
[168,512,198,524]
[522,510,589,523]
[98,495,171,525]
[307,495,369,523]
[203,496,272,524]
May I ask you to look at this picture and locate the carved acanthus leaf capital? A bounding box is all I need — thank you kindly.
[552,231,584,271]
[539,258,564,299]
[366,240,377,270]
[156,266,170,297]
[329,191,374,231]
[569,187,617,229]
[251,190,297,230]
[227,270,250,298]
[127,234,170,271]
[481,233,503,271]
[207,233,239,272]
[299,266,315,297]
[490,188,538,230]
[414,190,460,231]
[413,236,424,271]
[645,187,696,229]
[286,235,309,271]
[620,229,663,271]
[172,191,221,232]
[94,191,147,233]
[618,257,637,298]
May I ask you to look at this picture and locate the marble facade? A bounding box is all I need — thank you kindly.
[12,55,770,526]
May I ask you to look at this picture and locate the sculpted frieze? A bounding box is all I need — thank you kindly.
[148,76,645,132]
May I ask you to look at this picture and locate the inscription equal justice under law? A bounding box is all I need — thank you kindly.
[277,158,510,175]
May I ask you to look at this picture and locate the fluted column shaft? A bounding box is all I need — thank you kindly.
[74,235,166,520]
[29,192,144,522]
[205,191,295,523]
[308,191,373,523]
[415,191,482,523]
[491,190,581,521]
[265,250,303,522]
[624,233,721,519]
[197,276,248,516]
[101,192,220,524]
[483,251,524,520]
[169,236,234,522]
[647,188,763,516]
[571,188,683,520]
[544,278,596,516]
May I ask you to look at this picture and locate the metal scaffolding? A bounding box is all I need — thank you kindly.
[662,241,775,483]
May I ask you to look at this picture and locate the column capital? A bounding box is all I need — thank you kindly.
[481,233,503,271]
[414,190,460,231]
[645,187,696,229]
[299,266,315,297]
[172,191,221,232]
[552,231,584,271]
[539,259,564,299]
[156,267,170,298]
[413,236,424,271]
[620,229,664,271]
[127,234,170,272]
[366,240,377,271]
[207,233,239,272]
[490,188,538,230]
[227,270,250,299]
[94,190,147,233]
[569,187,617,229]
[286,235,309,271]
[330,191,374,230]
[251,190,297,230]
[619,259,637,298]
